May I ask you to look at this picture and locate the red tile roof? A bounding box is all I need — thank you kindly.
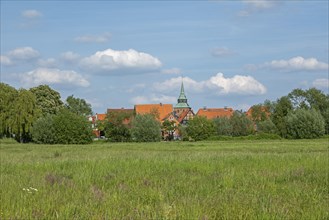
[135,104,173,121]
[96,113,107,121]
[196,108,234,119]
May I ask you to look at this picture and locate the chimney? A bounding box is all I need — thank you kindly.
[203,106,207,110]
[160,103,163,106]
[224,106,228,110]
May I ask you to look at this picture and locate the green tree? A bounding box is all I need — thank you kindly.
[131,114,161,142]
[30,85,63,116]
[271,96,293,138]
[186,116,215,141]
[162,120,176,141]
[53,109,93,144]
[65,95,92,116]
[12,89,39,142]
[32,109,93,144]
[249,104,268,122]
[32,115,56,144]
[230,112,254,136]
[213,117,232,136]
[0,83,18,138]
[285,108,325,139]
[105,111,133,142]
[257,119,278,134]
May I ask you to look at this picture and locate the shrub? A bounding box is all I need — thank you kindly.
[186,116,215,141]
[257,119,278,134]
[32,109,93,144]
[230,112,254,136]
[32,115,56,144]
[285,108,325,139]
[131,114,161,142]
[213,117,232,136]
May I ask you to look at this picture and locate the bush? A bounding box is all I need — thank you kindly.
[285,108,325,139]
[32,115,56,144]
[230,112,254,136]
[257,119,278,134]
[186,116,215,141]
[32,109,93,144]
[131,114,161,142]
[213,117,232,136]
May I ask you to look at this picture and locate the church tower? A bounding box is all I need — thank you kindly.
[174,82,191,115]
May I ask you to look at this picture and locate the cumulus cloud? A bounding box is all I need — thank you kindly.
[21,68,90,87]
[211,47,236,57]
[130,94,176,104]
[0,55,12,65]
[154,73,266,95]
[161,68,182,75]
[22,10,42,18]
[80,48,162,73]
[312,78,329,89]
[263,56,328,72]
[61,51,81,63]
[7,47,40,60]
[37,58,57,67]
[75,33,111,43]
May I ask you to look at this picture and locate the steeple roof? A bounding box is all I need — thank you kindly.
[175,81,190,109]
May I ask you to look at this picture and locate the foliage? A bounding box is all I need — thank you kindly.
[249,104,269,122]
[32,109,93,144]
[285,108,325,139]
[256,119,278,134]
[11,89,40,143]
[30,85,63,116]
[162,120,176,141]
[213,117,232,136]
[0,83,18,138]
[32,115,56,144]
[131,114,161,142]
[105,111,134,142]
[186,116,215,141]
[230,112,254,136]
[65,95,92,116]
[271,96,293,138]
[207,133,282,141]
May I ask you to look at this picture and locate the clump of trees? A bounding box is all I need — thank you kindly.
[0,83,93,144]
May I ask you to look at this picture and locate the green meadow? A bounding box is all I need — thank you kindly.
[0,138,328,219]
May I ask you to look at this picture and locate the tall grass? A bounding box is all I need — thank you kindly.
[0,139,328,219]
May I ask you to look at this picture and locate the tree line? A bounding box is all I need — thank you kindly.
[0,83,93,143]
[1,82,328,143]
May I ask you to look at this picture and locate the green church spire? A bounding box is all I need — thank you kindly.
[175,81,190,109]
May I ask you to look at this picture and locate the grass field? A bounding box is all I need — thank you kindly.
[0,138,328,219]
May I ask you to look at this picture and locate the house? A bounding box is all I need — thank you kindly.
[107,108,134,125]
[134,103,173,121]
[246,106,270,121]
[196,107,234,119]
[88,113,107,138]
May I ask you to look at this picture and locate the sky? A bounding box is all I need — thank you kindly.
[1,0,328,114]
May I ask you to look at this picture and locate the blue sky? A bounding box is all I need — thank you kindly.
[1,0,328,114]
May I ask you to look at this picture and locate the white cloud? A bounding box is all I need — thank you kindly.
[21,68,90,87]
[61,51,81,63]
[0,55,12,65]
[312,78,329,89]
[130,94,176,104]
[8,47,39,60]
[263,56,328,72]
[126,83,146,93]
[22,10,42,18]
[154,73,266,95]
[80,48,162,73]
[161,68,182,75]
[75,33,111,43]
[211,47,236,57]
[238,0,280,16]
[205,73,267,95]
[37,58,57,67]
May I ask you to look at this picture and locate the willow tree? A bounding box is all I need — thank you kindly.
[0,83,18,138]
[12,89,39,142]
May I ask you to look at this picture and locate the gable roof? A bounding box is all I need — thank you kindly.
[135,104,173,121]
[95,113,107,121]
[196,108,234,119]
[177,109,194,123]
